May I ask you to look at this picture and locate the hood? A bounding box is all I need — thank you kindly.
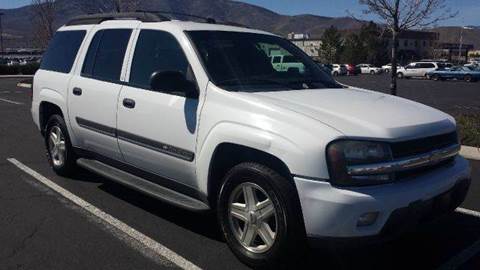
[245,87,455,140]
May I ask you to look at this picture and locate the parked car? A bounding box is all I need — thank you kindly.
[427,66,480,82]
[331,64,347,76]
[357,64,383,74]
[32,12,471,269]
[270,54,306,74]
[344,63,361,75]
[381,63,402,73]
[314,61,333,74]
[397,62,441,79]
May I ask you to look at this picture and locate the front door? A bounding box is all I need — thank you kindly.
[116,29,199,188]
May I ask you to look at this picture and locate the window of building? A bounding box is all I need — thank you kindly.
[40,30,86,73]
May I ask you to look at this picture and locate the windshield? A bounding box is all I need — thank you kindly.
[187,31,341,92]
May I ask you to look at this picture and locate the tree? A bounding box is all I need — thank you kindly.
[358,22,389,66]
[357,0,457,95]
[31,0,57,49]
[341,33,364,64]
[320,26,343,63]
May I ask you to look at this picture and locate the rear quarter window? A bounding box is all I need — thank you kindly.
[40,30,86,73]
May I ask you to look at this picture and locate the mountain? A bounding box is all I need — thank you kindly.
[0,0,478,49]
[0,0,362,48]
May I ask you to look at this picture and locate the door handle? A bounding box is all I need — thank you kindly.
[73,87,82,96]
[123,98,136,109]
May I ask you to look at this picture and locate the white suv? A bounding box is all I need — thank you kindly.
[331,64,347,76]
[32,12,471,269]
[357,64,382,74]
[397,62,440,78]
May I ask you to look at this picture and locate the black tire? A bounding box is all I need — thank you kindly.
[333,71,338,76]
[432,74,439,81]
[370,70,375,75]
[45,115,77,176]
[217,163,306,269]
[397,72,404,79]
[464,75,473,82]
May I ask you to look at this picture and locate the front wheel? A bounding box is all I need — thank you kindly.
[397,72,404,79]
[45,115,77,176]
[464,75,473,82]
[370,70,375,75]
[217,163,306,269]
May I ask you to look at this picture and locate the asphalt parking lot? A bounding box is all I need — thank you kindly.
[0,77,479,270]
[336,73,480,115]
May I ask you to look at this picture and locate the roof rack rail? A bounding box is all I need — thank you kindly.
[135,10,216,24]
[135,10,248,28]
[66,12,170,26]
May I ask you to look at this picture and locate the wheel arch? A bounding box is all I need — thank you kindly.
[206,142,293,207]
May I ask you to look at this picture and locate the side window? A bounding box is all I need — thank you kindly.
[82,29,132,82]
[272,56,281,64]
[129,30,190,91]
[40,30,86,73]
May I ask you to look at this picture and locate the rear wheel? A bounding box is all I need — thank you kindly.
[397,72,404,79]
[45,115,77,176]
[333,71,338,76]
[370,70,375,75]
[464,75,473,82]
[217,163,306,269]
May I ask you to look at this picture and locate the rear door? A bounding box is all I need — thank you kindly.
[68,25,135,160]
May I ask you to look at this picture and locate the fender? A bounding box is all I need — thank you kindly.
[196,121,315,195]
[38,88,79,145]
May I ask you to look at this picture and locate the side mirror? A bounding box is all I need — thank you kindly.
[150,70,199,99]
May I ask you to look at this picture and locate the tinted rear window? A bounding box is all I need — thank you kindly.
[40,30,86,73]
[82,29,132,82]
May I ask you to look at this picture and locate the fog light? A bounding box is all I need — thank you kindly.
[357,212,379,227]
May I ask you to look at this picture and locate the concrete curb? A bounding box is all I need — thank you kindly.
[461,145,480,161]
[0,75,34,78]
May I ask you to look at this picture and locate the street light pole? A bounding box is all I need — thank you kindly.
[458,26,464,64]
[0,13,4,55]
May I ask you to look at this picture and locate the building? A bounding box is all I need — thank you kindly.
[467,50,480,62]
[433,43,475,63]
[385,30,440,62]
[287,32,322,59]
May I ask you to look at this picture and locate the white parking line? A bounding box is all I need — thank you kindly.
[0,97,23,105]
[456,207,480,218]
[437,208,480,270]
[7,158,201,270]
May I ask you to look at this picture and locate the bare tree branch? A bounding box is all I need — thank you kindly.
[352,0,457,95]
[30,0,57,49]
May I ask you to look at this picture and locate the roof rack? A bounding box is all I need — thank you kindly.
[135,10,216,24]
[66,12,170,26]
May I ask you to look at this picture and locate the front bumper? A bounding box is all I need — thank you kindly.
[294,156,471,240]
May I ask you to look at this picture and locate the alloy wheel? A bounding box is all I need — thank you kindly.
[48,126,66,167]
[228,182,278,254]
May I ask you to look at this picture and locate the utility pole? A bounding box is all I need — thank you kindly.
[0,13,4,56]
[458,26,464,64]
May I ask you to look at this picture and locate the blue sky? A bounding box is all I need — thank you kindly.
[1,0,479,26]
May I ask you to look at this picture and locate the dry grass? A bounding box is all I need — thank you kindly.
[456,113,480,148]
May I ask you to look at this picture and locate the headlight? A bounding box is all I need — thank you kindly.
[327,140,393,186]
